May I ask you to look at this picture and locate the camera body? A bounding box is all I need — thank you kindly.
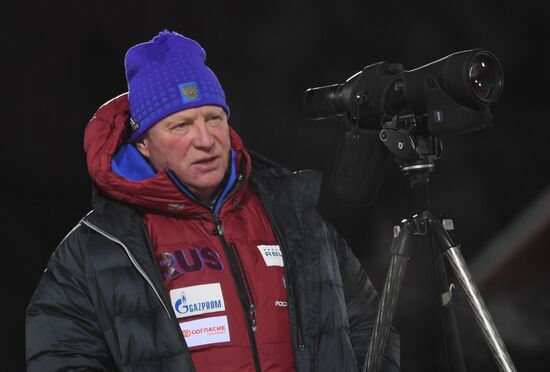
[304,49,503,136]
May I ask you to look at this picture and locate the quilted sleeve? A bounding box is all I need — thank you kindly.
[25,226,116,371]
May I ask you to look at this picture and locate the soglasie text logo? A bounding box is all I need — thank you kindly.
[179,315,230,347]
[182,325,226,338]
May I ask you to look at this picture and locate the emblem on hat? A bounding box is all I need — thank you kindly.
[179,81,201,103]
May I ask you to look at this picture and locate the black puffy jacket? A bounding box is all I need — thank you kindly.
[26,154,400,371]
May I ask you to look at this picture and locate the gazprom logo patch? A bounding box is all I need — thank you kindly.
[170,283,225,319]
[178,81,201,103]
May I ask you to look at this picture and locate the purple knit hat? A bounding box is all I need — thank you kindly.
[125,30,229,141]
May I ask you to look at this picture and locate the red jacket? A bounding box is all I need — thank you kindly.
[84,93,295,371]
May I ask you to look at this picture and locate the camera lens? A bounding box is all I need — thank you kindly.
[469,52,503,103]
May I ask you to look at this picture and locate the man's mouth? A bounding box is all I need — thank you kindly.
[193,155,219,166]
[196,156,216,163]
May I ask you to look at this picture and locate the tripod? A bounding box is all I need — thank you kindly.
[362,115,517,372]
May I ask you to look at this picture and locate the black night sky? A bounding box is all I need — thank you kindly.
[4,1,550,370]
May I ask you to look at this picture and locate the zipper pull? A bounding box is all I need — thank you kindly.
[249,304,257,332]
[212,214,224,236]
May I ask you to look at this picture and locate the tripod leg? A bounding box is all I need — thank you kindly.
[444,247,517,372]
[364,254,409,372]
[429,219,517,372]
[364,223,415,372]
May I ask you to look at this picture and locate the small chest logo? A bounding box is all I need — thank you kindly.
[167,203,185,211]
[129,117,140,132]
[257,245,284,267]
[179,81,201,103]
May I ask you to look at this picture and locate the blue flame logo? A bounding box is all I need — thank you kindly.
[175,292,189,314]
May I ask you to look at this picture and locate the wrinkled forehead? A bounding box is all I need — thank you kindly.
[162,105,227,123]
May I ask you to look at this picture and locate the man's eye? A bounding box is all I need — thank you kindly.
[173,123,189,129]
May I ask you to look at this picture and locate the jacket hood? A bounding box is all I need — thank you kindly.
[83,93,251,215]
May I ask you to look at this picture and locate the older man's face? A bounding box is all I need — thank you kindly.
[135,105,231,201]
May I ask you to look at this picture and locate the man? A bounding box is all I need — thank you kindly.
[26,30,400,371]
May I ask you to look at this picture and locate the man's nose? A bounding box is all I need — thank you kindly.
[192,120,215,149]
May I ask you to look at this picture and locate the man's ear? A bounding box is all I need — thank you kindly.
[135,136,150,158]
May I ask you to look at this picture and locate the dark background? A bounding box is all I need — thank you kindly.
[4,0,549,371]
